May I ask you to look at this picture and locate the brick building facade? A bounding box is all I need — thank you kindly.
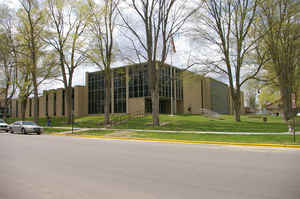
[7,63,244,118]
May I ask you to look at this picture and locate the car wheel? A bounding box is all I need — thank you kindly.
[37,132,41,135]
[22,128,27,134]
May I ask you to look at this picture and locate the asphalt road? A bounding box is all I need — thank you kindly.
[0,133,300,199]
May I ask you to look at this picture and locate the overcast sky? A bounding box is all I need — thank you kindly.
[1,0,227,94]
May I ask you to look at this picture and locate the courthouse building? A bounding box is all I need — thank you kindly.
[8,63,244,118]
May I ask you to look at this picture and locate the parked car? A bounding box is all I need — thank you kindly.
[10,121,43,135]
[0,119,9,132]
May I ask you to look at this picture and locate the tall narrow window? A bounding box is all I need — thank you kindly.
[9,101,12,117]
[29,99,32,117]
[45,94,48,116]
[62,90,65,115]
[37,98,39,116]
[53,93,56,116]
[16,100,18,118]
[72,88,74,111]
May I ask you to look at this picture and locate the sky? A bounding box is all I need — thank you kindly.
[1,0,227,94]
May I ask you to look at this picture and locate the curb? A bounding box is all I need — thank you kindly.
[50,133,300,149]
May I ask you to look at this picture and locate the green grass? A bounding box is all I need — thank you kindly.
[129,132,300,145]
[5,114,300,133]
[43,128,71,134]
[72,130,115,136]
[115,114,300,133]
[70,129,300,145]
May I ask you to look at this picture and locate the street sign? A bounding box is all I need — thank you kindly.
[291,93,296,109]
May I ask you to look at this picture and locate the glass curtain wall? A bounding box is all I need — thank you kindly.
[129,65,149,98]
[88,72,105,114]
[114,69,126,113]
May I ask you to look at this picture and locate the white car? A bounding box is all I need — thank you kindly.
[10,121,43,135]
[0,119,9,132]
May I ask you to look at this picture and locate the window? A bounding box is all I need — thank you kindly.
[129,65,149,98]
[16,100,18,117]
[72,88,74,111]
[29,99,32,117]
[175,69,183,100]
[45,93,48,116]
[114,69,126,113]
[53,93,56,116]
[62,90,65,115]
[88,72,106,114]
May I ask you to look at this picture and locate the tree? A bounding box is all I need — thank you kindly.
[193,0,265,122]
[17,0,46,122]
[0,4,17,119]
[119,0,196,126]
[256,0,300,122]
[17,0,59,120]
[87,0,120,126]
[45,0,91,124]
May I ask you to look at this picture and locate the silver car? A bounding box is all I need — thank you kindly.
[0,119,9,132]
[10,121,43,135]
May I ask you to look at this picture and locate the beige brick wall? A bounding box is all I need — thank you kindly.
[56,89,64,117]
[183,72,206,114]
[128,97,145,114]
[39,96,45,118]
[74,86,88,117]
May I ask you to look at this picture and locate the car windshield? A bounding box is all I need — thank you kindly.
[0,119,4,123]
[23,121,37,126]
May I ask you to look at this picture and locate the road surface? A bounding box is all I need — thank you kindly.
[0,133,300,199]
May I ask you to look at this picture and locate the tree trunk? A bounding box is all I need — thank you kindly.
[66,86,73,124]
[104,72,111,126]
[33,84,39,123]
[151,90,160,126]
[151,79,160,126]
[233,101,241,122]
[279,76,295,122]
[21,98,27,121]
[232,92,241,122]
[148,62,160,127]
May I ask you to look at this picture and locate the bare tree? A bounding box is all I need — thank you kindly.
[45,0,91,123]
[87,0,120,126]
[193,0,265,121]
[119,0,196,126]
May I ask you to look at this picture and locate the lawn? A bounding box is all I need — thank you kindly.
[115,114,300,133]
[43,128,71,134]
[5,114,300,133]
[129,132,300,145]
[57,129,300,145]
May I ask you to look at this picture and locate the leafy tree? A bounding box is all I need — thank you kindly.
[45,0,91,123]
[0,4,17,119]
[17,0,46,122]
[256,0,300,123]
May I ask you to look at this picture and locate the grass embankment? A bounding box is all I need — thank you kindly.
[65,130,300,145]
[116,114,300,133]
[43,128,71,134]
[6,114,300,133]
